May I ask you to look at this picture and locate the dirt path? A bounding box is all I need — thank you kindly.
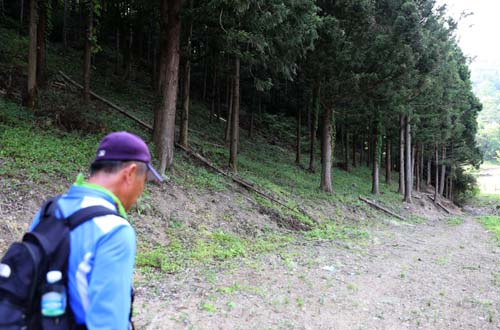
[134,217,500,330]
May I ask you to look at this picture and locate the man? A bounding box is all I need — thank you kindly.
[29,131,162,329]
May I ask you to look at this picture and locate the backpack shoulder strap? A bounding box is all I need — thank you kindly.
[67,206,120,230]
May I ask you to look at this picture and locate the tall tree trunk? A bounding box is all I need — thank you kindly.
[415,145,420,191]
[216,74,221,120]
[224,77,233,143]
[26,0,37,108]
[398,115,405,195]
[229,57,240,172]
[155,0,181,173]
[115,29,121,74]
[210,64,218,122]
[345,130,351,172]
[249,109,254,138]
[419,143,424,192]
[179,0,193,148]
[20,0,25,32]
[156,0,168,94]
[449,167,453,201]
[404,115,412,203]
[36,0,47,87]
[82,0,93,102]
[385,137,392,184]
[202,60,207,101]
[320,105,333,193]
[372,122,381,195]
[359,141,364,168]
[352,136,357,168]
[309,81,320,172]
[434,143,439,204]
[367,138,372,168]
[427,159,431,186]
[439,145,446,196]
[295,107,301,164]
[62,0,68,50]
[412,144,416,189]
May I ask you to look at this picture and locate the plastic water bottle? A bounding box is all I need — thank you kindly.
[41,270,66,317]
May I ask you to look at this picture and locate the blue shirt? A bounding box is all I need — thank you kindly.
[30,179,136,330]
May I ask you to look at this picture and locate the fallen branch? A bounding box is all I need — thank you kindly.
[177,143,318,224]
[359,196,406,221]
[59,71,153,131]
[426,195,451,214]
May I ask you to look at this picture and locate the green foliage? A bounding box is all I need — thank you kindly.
[0,99,98,181]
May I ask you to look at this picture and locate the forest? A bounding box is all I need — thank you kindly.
[1,0,482,203]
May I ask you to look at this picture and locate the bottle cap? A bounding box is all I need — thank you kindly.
[0,263,11,278]
[46,270,62,283]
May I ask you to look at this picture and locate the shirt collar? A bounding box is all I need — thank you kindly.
[74,173,128,219]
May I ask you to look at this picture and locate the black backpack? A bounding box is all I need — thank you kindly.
[0,197,118,330]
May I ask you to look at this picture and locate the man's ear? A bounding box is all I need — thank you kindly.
[123,163,138,184]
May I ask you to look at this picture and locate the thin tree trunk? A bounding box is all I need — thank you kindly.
[434,143,439,204]
[309,82,320,172]
[307,102,311,141]
[427,159,431,186]
[26,0,37,108]
[345,131,351,172]
[412,144,416,189]
[229,57,240,172]
[216,74,221,120]
[419,143,424,192]
[404,115,412,203]
[210,65,218,122]
[415,145,420,192]
[20,0,25,32]
[449,167,453,201]
[202,61,207,101]
[372,123,380,195]
[359,141,364,168]
[82,0,93,102]
[36,0,47,87]
[367,138,372,168]
[398,115,405,195]
[320,105,333,193]
[63,0,68,50]
[115,29,120,74]
[385,137,392,184]
[155,0,181,173]
[439,145,446,196]
[224,77,233,143]
[296,107,301,164]
[179,0,193,148]
[249,109,254,138]
[352,136,357,168]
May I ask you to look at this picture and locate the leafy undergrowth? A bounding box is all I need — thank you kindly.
[1,26,412,277]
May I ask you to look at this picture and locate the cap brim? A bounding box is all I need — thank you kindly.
[146,163,163,182]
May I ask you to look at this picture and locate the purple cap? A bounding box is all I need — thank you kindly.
[94,131,163,182]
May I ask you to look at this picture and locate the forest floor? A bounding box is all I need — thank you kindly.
[132,209,499,330]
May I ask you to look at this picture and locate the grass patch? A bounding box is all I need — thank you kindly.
[304,222,369,241]
[135,228,295,274]
[477,216,500,245]
[0,99,99,181]
[447,217,464,226]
